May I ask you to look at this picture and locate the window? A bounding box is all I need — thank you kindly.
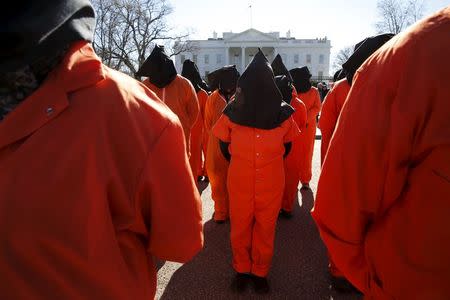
[204,54,209,64]
[216,54,223,64]
[306,54,311,63]
[281,53,287,63]
[319,54,324,64]
[294,54,299,64]
[193,55,197,64]
[180,55,186,64]
[318,71,324,79]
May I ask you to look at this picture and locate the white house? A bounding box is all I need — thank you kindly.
[175,28,331,80]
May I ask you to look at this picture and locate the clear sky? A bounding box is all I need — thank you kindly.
[167,0,448,67]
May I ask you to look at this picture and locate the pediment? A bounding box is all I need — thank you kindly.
[226,29,277,42]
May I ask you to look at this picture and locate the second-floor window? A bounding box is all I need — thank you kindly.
[306,54,311,63]
[319,54,324,64]
[204,54,209,64]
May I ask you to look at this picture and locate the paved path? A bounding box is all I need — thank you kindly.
[156,140,362,300]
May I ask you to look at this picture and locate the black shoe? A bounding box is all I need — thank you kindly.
[231,273,250,293]
[251,275,270,294]
[330,275,362,294]
[197,176,204,182]
[279,209,293,219]
[203,176,209,183]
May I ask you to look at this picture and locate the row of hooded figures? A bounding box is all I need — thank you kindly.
[135,33,395,294]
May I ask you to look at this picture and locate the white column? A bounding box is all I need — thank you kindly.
[273,47,278,59]
[225,47,230,65]
[241,47,245,72]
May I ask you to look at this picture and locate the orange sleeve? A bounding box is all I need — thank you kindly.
[204,94,215,132]
[184,80,200,130]
[294,98,307,131]
[312,69,391,292]
[318,87,338,157]
[212,114,231,142]
[308,89,322,121]
[136,119,203,262]
[283,117,301,143]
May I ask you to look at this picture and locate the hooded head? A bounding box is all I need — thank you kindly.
[181,59,202,93]
[207,65,239,101]
[333,69,346,82]
[274,75,294,104]
[0,0,95,73]
[289,66,312,93]
[343,33,394,85]
[223,49,294,130]
[271,54,293,82]
[136,45,177,88]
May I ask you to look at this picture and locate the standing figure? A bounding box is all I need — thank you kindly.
[289,66,321,188]
[313,7,450,299]
[272,54,307,217]
[213,50,300,293]
[0,1,203,299]
[182,59,209,181]
[137,45,199,157]
[204,65,239,222]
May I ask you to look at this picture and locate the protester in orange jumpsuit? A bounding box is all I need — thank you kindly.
[313,7,450,299]
[204,65,239,222]
[182,59,209,181]
[319,78,351,165]
[289,66,321,188]
[274,76,307,216]
[317,34,393,293]
[213,50,300,293]
[272,55,307,216]
[137,45,199,158]
[0,1,203,299]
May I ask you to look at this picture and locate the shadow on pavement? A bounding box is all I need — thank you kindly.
[160,188,362,300]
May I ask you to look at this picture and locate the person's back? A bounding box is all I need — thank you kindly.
[143,74,199,150]
[0,2,203,298]
[313,7,450,298]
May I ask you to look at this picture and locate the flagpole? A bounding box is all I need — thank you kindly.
[249,4,253,28]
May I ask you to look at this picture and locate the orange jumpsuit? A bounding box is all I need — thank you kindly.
[318,79,351,165]
[143,75,199,157]
[213,115,300,276]
[282,96,307,212]
[312,7,450,299]
[189,88,209,178]
[204,90,230,220]
[297,87,321,184]
[0,42,203,299]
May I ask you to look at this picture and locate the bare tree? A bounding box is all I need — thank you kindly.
[332,46,353,72]
[92,0,192,78]
[375,0,425,34]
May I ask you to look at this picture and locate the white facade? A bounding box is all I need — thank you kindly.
[175,28,331,80]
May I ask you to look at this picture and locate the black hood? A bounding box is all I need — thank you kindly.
[333,69,347,82]
[0,0,95,72]
[207,65,239,101]
[289,66,312,93]
[271,54,293,82]
[274,75,294,104]
[223,49,294,130]
[136,45,177,88]
[343,33,394,85]
[181,59,202,93]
